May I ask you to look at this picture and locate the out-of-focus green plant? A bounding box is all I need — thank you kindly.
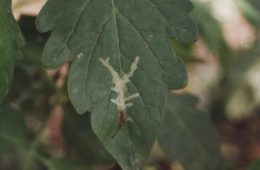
[173,1,234,73]
[236,0,260,28]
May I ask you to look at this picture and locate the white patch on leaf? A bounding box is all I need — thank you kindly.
[77,53,83,59]
[99,56,140,112]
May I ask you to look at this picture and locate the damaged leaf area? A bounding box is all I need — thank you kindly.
[36,0,197,169]
[99,57,139,114]
[100,56,140,138]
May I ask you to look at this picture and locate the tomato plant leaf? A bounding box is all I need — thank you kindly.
[0,105,27,154]
[36,0,197,169]
[0,0,24,102]
[159,93,225,170]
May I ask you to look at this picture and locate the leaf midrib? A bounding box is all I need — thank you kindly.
[109,3,154,157]
[111,0,123,73]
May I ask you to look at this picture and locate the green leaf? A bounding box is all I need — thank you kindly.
[0,0,24,102]
[0,105,27,154]
[63,106,112,165]
[36,1,197,169]
[159,93,225,170]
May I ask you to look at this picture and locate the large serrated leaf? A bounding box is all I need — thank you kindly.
[0,0,24,102]
[36,1,197,169]
[159,93,225,170]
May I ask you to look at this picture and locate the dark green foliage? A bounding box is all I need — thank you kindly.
[159,93,225,170]
[0,105,27,153]
[63,106,112,165]
[0,0,24,102]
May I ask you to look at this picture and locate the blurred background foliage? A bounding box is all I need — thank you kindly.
[0,0,260,169]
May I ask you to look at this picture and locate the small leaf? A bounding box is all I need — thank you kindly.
[0,105,27,154]
[159,93,225,170]
[0,0,24,102]
[36,0,197,169]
